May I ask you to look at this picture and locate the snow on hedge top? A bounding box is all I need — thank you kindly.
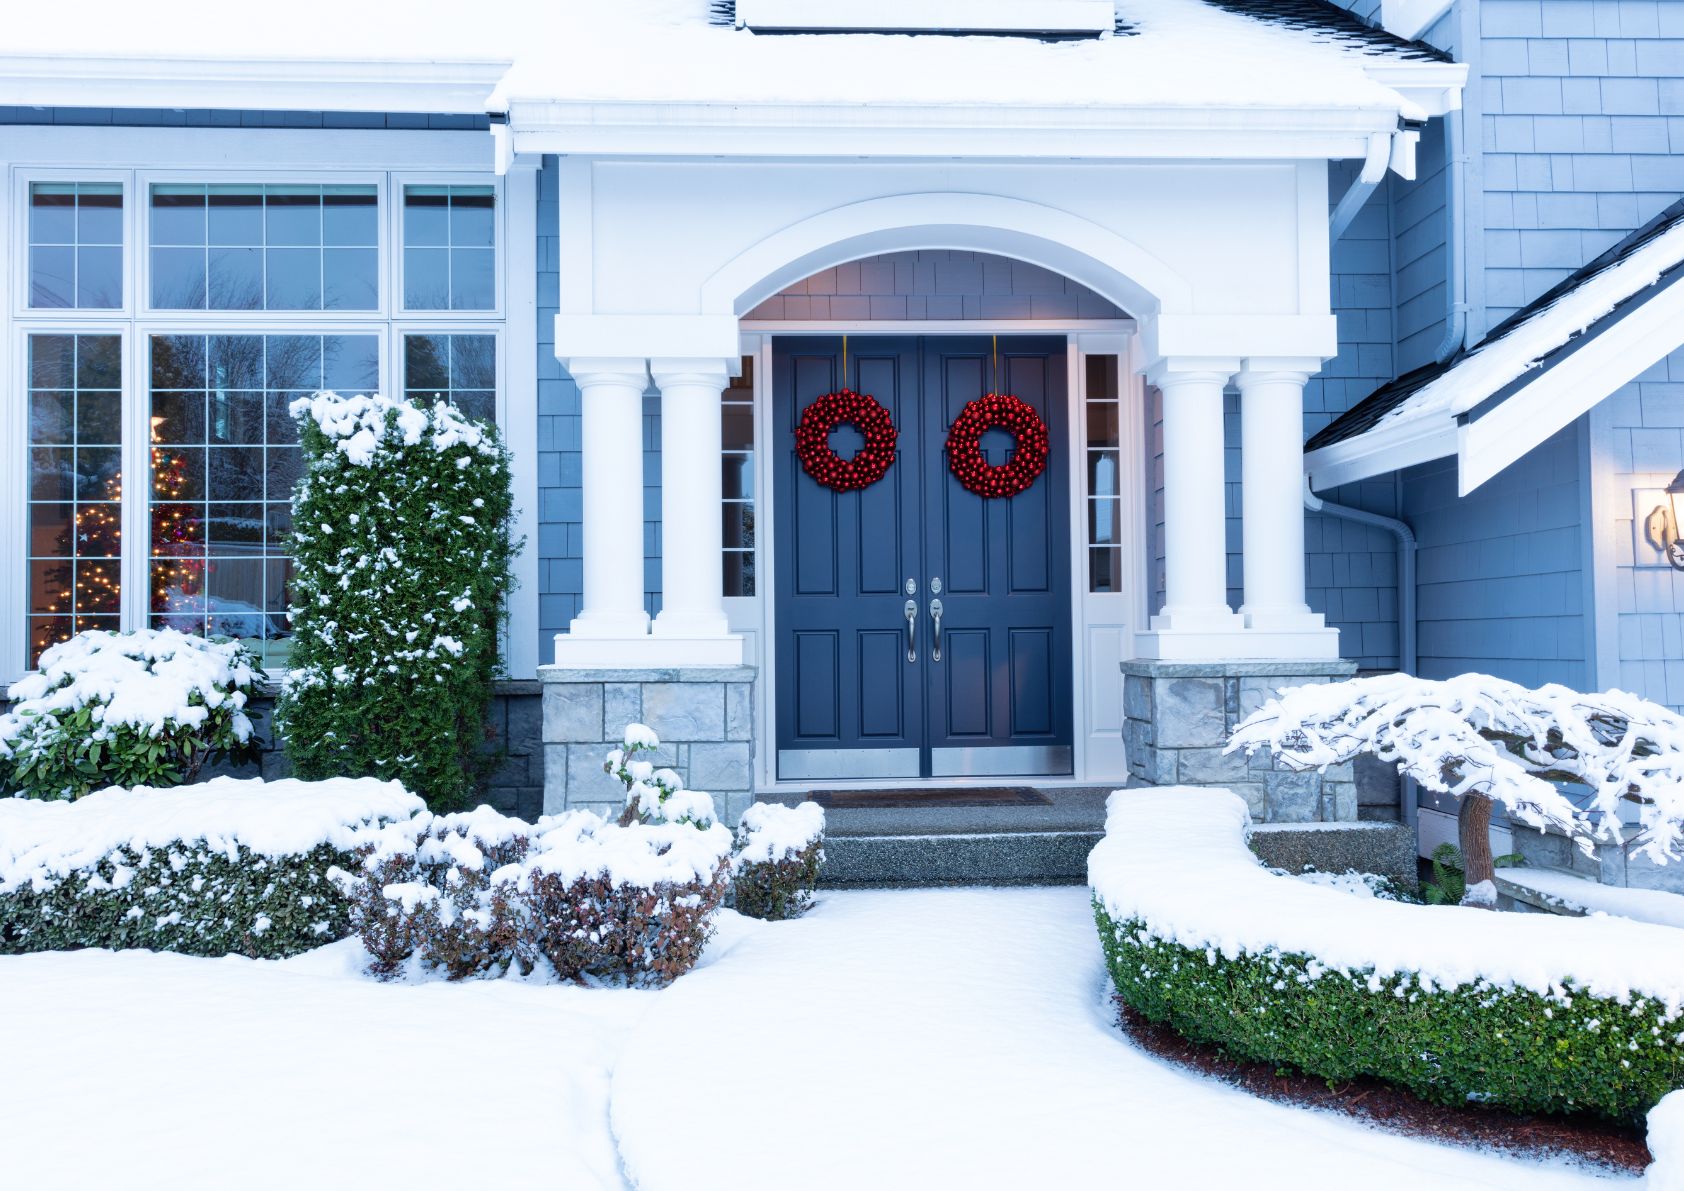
[1,629,257,746]
[522,812,733,889]
[0,0,1431,118]
[735,801,825,865]
[289,391,496,467]
[1089,787,1684,1009]
[0,777,424,894]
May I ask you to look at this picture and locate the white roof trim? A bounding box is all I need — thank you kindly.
[735,0,1116,35]
[1381,0,1453,42]
[0,53,510,115]
[1361,61,1465,117]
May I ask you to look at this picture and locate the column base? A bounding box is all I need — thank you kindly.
[1239,604,1329,634]
[567,609,651,638]
[1135,625,1341,661]
[1121,657,1360,824]
[653,609,733,640]
[553,632,746,667]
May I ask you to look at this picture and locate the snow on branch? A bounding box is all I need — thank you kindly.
[1227,672,1684,865]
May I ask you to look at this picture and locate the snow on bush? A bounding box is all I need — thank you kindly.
[338,804,733,987]
[0,629,262,801]
[0,776,422,959]
[1648,1091,1684,1190]
[1228,672,1684,894]
[604,722,715,827]
[276,391,516,812]
[732,801,825,921]
[1090,787,1684,1120]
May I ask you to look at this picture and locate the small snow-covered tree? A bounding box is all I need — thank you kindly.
[276,392,515,811]
[1228,672,1684,904]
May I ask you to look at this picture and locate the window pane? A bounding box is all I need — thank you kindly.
[265,247,322,310]
[402,333,497,419]
[323,186,378,246]
[152,246,207,308]
[1089,546,1123,595]
[150,185,207,245]
[403,184,497,310]
[1088,496,1121,546]
[28,334,123,668]
[1087,449,1120,499]
[206,186,262,245]
[30,182,125,310]
[208,246,262,310]
[323,248,378,310]
[149,333,378,666]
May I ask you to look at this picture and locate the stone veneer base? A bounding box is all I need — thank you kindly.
[539,665,757,824]
[1121,658,1360,824]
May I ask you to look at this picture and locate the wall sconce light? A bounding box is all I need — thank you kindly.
[1646,470,1684,570]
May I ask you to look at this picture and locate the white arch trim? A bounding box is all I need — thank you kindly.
[700,192,1193,319]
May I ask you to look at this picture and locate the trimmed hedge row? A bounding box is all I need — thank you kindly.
[1,843,354,960]
[1096,906,1684,1123]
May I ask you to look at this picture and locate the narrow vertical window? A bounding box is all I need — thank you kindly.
[148,332,378,665]
[722,356,755,596]
[403,333,497,422]
[29,183,123,309]
[27,334,124,666]
[402,185,496,310]
[1085,354,1123,593]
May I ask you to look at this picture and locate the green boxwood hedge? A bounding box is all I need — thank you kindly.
[1095,901,1684,1123]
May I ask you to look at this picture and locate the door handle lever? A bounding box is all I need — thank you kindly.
[904,599,918,663]
[930,598,943,663]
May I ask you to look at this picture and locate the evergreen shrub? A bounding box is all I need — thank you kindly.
[276,393,515,811]
[732,801,825,921]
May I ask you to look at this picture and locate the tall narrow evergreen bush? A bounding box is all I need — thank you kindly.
[276,393,515,810]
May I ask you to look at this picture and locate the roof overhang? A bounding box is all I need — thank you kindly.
[0,53,511,115]
[1307,266,1684,496]
[733,0,1116,37]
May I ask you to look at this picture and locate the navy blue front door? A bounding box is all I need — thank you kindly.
[773,336,1073,780]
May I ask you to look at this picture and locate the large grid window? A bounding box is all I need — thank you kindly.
[402,185,495,310]
[149,183,379,311]
[403,333,496,422]
[148,333,379,666]
[27,334,124,666]
[722,356,755,597]
[1085,354,1123,593]
[29,183,123,309]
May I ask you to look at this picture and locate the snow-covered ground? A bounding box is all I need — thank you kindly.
[0,888,1630,1190]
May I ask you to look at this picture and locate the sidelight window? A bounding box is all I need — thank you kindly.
[1085,354,1123,593]
[722,357,756,597]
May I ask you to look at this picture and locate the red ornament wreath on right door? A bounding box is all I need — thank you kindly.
[945,392,1050,499]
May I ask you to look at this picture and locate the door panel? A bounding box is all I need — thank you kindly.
[774,334,1073,780]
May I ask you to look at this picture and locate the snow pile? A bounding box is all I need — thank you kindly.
[0,776,420,894]
[1504,868,1684,931]
[1293,869,1397,900]
[1650,1092,1684,1191]
[288,390,497,467]
[1229,672,1684,866]
[731,801,826,920]
[1090,787,1684,1006]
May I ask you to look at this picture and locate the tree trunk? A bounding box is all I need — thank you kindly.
[1458,793,1497,907]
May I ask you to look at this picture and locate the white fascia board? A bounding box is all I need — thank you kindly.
[1381,0,1454,42]
[1456,277,1684,496]
[736,0,1114,35]
[1303,414,1457,489]
[0,53,510,115]
[1362,61,1467,118]
[505,99,1402,160]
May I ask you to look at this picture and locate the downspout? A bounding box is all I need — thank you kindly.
[1431,0,1475,362]
[1304,480,1419,832]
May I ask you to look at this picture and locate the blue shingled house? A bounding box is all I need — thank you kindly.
[1,0,1680,886]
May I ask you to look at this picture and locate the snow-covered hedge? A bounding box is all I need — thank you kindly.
[0,629,262,801]
[0,776,422,959]
[276,391,515,812]
[338,804,733,987]
[732,801,825,921]
[1089,787,1684,1121]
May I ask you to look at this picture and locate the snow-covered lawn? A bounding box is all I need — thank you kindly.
[0,888,1630,1190]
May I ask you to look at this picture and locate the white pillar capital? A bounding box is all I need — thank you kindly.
[1144,358,1239,389]
[651,357,737,389]
[562,357,649,388]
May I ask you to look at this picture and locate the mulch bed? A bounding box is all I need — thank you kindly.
[1115,1001,1650,1175]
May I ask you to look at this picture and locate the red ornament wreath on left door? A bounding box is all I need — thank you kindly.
[795,389,898,492]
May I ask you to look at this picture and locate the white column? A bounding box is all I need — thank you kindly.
[1237,365,1316,630]
[651,358,744,663]
[563,358,651,642]
[1151,366,1246,636]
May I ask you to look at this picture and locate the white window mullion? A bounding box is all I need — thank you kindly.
[121,326,150,636]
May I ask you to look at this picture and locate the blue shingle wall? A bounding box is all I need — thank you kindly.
[1404,424,1589,687]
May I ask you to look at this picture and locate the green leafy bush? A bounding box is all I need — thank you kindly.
[1423,842,1524,906]
[0,629,262,801]
[276,393,516,811]
[0,776,423,959]
[1095,904,1684,1122]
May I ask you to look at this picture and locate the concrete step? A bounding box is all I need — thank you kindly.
[819,828,1102,887]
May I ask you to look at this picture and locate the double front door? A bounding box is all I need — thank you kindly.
[773,336,1073,781]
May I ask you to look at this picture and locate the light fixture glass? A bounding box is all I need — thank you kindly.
[1667,469,1684,570]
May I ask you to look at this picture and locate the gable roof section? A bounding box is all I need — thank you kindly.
[1306,197,1684,495]
[1196,0,1450,62]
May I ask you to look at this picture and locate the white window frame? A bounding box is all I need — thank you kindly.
[4,128,529,681]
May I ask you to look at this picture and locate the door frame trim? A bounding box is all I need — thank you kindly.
[734,320,1148,793]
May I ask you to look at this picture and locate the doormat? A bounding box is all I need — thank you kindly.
[806,787,1051,809]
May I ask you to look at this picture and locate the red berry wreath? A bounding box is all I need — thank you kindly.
[795,389,898,492]
[945,393,1050,499]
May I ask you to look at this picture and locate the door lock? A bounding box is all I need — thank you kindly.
[929,598,944,663]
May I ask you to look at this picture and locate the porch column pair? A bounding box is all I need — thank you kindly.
[558,357,742,666]
[1144,358,1335,660]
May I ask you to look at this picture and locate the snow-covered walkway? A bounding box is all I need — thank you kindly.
[0,888,1630,1189]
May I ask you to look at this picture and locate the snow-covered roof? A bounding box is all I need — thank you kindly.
[1307,197,1684,494]
[0,0,1460,125]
